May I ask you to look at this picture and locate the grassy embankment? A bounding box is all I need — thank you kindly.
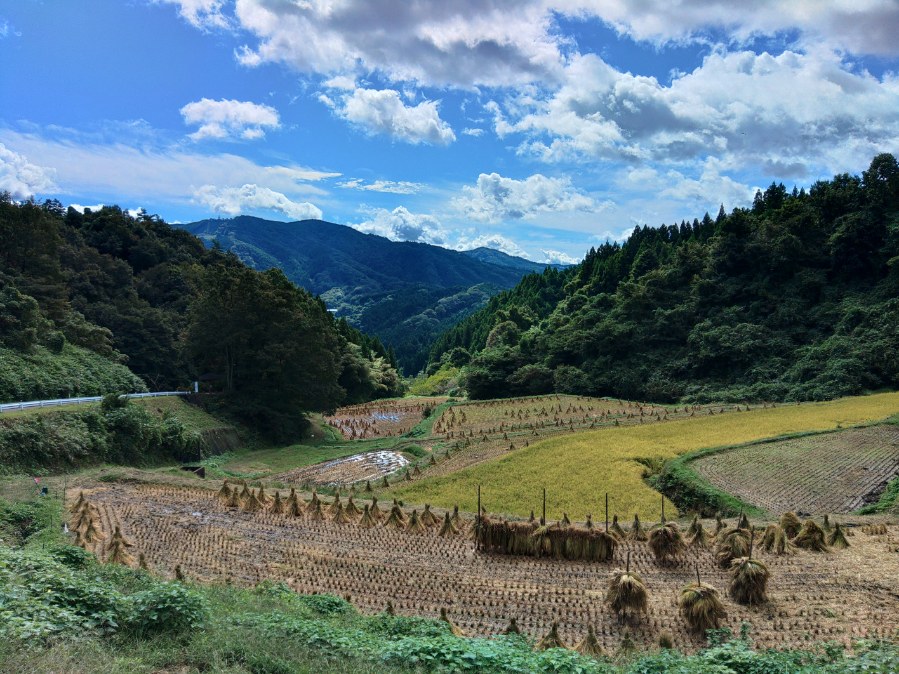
[392,392,899,521]
[0,397,240,476]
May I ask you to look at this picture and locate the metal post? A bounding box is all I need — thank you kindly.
[541,487,546,526]
[476,484,481,552]
[605,492,609,532]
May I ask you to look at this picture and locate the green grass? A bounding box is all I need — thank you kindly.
[131,397,234,432]
[1,396,230,430]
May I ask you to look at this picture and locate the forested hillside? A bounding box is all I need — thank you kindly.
[0,197,401,440]
[429,154,899,403]
[182,217,555,373]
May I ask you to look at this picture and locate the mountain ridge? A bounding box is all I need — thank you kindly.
[181,216,558,373]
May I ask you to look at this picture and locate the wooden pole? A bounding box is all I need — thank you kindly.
[605,492,609,532]
[541,487,546,526]
[476,484,481,552]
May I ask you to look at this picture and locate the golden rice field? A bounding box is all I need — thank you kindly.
[391,392,899,521]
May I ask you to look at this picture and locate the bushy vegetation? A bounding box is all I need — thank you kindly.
[408,365,462,396]
[1,496,897,673]
[0,398,207,473]
[0,196,402,441]
[430,154,899,403]
[0,342,146,403]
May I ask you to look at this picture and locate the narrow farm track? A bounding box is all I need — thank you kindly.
[692,425,899,515]
[76,482,899,654]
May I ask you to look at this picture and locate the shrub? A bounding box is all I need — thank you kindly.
[125,582,208,636]
[297,593,354,616]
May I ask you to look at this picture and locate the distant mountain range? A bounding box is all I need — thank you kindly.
[181,216,560,373]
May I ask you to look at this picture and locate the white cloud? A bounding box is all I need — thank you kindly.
[0,128,338,204]
[233,0,564,88]
[154,0,230,30]
[541,249,579,265]
[565,0,899,57]
[454,233,530,258]
[500,49,899,178]
[351,206,545,260]
[0,143,57,198]
[658,159,758,209]
[337,179,423,194]
[67,203,106,213]
[180,98,280,141]
[454,172,595,223]
[194,184,322,220]
[462,128,485,137]
[322,87,456,145]
[352,206,447,245]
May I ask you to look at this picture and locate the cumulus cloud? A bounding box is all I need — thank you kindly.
[352,206,544,260]
[0,143,57,198]
[337,179,423,194]
[566,0,899,57]
[154,0,230,30]
[321,87,455,145]
[454,172,595,222]
[501,49,899,178]
[162,1,899,96]
[234,0,564,88]
[541,249,579,265]
[67,203,106,213]
[180,98,280,141]
[352,206,447,245]
[194,184,322,220]
[454,233,530,258]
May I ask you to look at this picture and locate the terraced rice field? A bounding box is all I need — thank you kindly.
[422,395,747,477]
[325,397,448,439]
[692,424,899,515]
[277,450,409,486]
[71,480,899,653]
[392,392,899,520]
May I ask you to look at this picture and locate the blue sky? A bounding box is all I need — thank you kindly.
[2,1,899,263]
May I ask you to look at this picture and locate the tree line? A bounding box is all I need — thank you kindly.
[428,154,899,403]
[0,196,402,440]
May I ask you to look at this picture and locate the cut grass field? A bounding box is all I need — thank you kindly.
[391,392,899,521]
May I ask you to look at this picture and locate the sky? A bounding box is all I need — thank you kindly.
[2,1,899,264]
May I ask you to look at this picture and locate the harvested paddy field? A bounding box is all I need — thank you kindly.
[691,424,899,515]
[71,479,899,653]
[392,392,899,520]
[325,397,449,439]
[277,450,409,486]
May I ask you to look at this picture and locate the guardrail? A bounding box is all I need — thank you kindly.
[0,391,190,414]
